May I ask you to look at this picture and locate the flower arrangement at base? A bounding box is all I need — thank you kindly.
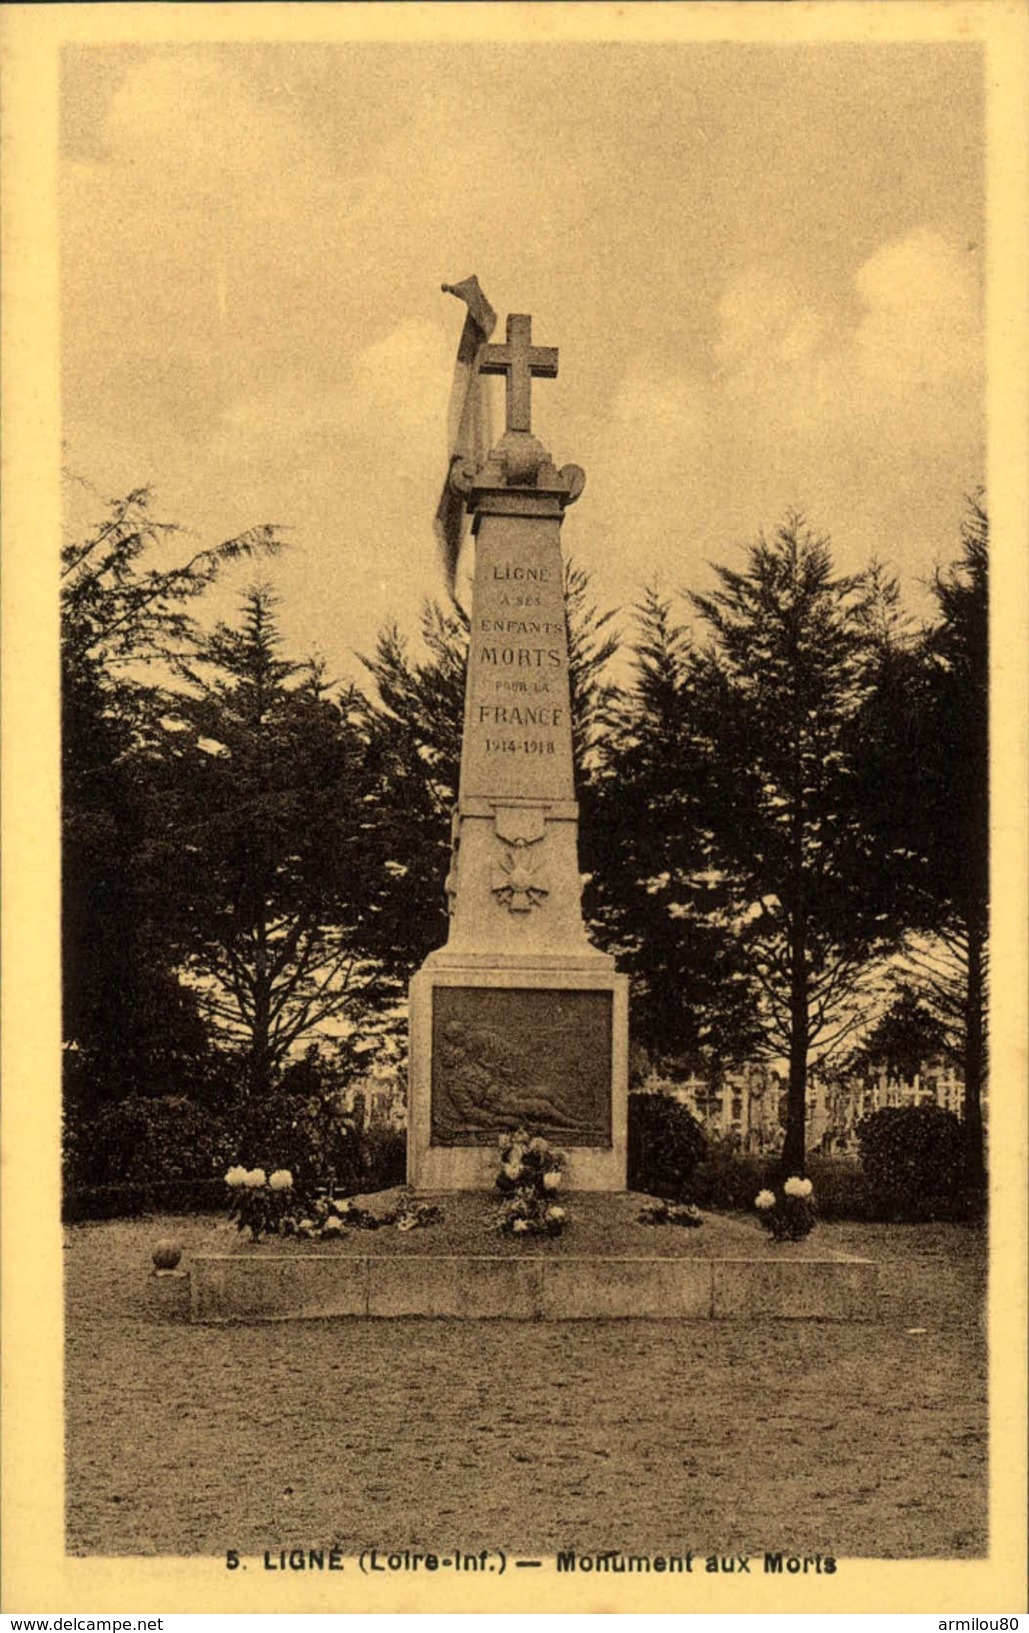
[297,1194,445,1238]
[296,1196,380,1236]
[394,1201,445,1233]
[492,1129,569,1238]
[225,1167,297,1240]
[226,1167,446,1241]
[754,1176,816,1241]
[637,1198,703,1228]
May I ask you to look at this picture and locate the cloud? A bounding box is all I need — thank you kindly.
[210,319,452,489]
[708,228,982,460]
[104,55,326,193]
[195,320,462,667]
[576,228,983,616]
[854,227,981,387]
[349,321,453,442]
[715,264,827,371]
[60,41,984,675]
[61,52,380,412]
[718,230,980,405]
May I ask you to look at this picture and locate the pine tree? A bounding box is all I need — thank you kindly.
[902,497,989,1185]
[587,586,761,1071]
[852,991,949,1084]
[353,598,469,980]
[152,587,374,1101]
[61,486,281,1109]
[690,515,907,1176]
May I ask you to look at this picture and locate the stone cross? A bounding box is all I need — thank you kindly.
[480,313,558,434]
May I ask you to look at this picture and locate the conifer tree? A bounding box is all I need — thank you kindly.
[152,587,374,1101]
[587,586,761,1071]
[61,486,281,1108]
[902,497,989,1184]
[355,563,618,983]
[690,515,909,1175]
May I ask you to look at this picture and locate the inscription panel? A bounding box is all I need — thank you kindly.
[459,524,575,802]
[431,986,612,1147]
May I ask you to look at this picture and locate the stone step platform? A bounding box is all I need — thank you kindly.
[152,1196,875,1323]
[183,1248,874,1323]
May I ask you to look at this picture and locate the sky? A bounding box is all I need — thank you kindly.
[60,37,985,683]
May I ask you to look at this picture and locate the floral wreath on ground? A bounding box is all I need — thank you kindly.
[637,1198,703,1228]
[224,1167,442,1241]
[754,1175,816,1241]
[298,1195,443,1238]
[492,1128,568,1238]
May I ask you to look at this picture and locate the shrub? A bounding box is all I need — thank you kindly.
[62,1079,410,1220]
[62,1178,226,1223]
[62,1095,234,1220]
[69,1095,233,1191]
[856,1104,974,1221]
[805,1156,873,1220]
[690,1134,768,1211]
[359,1126,406,1191]
[627,1091,707,1201]
[235,1089,364,1196]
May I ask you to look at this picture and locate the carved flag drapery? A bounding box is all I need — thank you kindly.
[434,275,497,591]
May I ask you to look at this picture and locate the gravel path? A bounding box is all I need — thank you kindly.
[65,1211,986,1560]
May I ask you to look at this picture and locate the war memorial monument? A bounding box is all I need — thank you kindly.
[408,289,628,1192]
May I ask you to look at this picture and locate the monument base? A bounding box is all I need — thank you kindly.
[184,1252,877,1323]
[407,955,628,1192]
[169,1204,877,1323]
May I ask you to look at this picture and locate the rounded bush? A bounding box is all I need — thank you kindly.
[71,1096,233,1190]
[627,1090,707,1201]
[856,1103,971,1221]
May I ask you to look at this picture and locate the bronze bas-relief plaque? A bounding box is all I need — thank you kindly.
[431,987,612,1147]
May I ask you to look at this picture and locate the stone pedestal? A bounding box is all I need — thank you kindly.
[407,424,628,1192]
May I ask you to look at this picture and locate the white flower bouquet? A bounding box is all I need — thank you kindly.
[224,1164,297,1240]
[493,1127,569,1238]
[286,1190,445,1240]
[754,1176,817,1241]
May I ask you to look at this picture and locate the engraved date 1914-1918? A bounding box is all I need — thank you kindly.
[485,738,555,755]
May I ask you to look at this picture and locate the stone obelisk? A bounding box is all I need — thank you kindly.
[408,306,628,1191]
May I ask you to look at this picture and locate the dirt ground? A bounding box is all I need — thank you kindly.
[64,1211,987,1560]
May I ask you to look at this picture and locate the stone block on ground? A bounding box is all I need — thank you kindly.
[540,1256,712,1319]
[147,1270,190,1321]
[367,1254,542,1319]
[190,1255,368,1322]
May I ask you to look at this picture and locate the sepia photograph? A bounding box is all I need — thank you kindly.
[2,1,1026,1618]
